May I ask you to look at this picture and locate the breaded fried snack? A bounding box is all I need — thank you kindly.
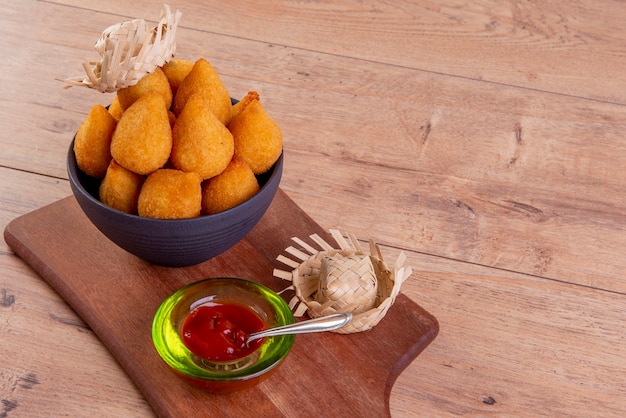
[116,67,173,111]
[99,160,145,214]
[162,58,193,96]
[167,110,176,127]
[172,58,232,125]
[201,156,259,215]
[110,91,173,175]
[108,95,124,120]
[231,91,259,120]
[171,94,234,179]
[138,169,202,219]
[228,97,282,174]
[74,104,117,178]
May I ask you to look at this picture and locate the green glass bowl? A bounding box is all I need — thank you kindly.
[152,278,295,392]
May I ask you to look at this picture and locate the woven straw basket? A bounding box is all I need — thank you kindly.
[65,4,181,93]
[274,230,412,334]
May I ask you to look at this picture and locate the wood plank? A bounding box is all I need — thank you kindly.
[52,0,626,103]
[0,168,70,234]
[0,257,154,417]
[283,148,626,293]
[390,253,626,417]
[3,191,438,418]
[0,168,153,417]
[2,171,625,417]
[3,1,626,417]
[2,1,625,292]
[0,0,112,178]
[6,240,625,418]
[0,0,626,291]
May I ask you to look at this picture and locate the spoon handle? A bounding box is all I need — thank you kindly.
[247,312,352,343]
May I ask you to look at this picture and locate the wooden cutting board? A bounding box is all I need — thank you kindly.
[4,189,439,418]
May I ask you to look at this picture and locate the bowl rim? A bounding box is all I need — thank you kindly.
[151,277,295,382]
[67,139,283,224]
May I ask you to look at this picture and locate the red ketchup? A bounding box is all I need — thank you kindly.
[181,302,266,361]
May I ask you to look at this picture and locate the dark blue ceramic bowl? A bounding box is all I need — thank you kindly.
[67,141,282,267]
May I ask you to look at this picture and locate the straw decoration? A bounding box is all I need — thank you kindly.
[274,229,412,334]
[64,4,181,93]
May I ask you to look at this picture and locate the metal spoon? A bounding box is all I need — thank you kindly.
[246,312,352,345]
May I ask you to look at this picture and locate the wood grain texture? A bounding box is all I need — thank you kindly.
[4,192,438,418]
[392,259,626,416]
[2,0,626,416]
[2,1,625,290]
[0,168,154,416]
[54,0,626,104]
[0,264,153,417]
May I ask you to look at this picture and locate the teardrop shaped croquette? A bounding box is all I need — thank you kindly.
[138,169,202,219]
[231,90,259,120]
[228,98,282,175]
[74,104,117,178]
[162,58,194,96]
[110,91,173,175]
[108,95,124,120]
[173,58,232,125]
[201,156,259,215]
[116,67,173,111]
[171,94,234,180]
[99,160,145,214]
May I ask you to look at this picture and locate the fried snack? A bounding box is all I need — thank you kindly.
[138,169,202,219]
[167,110,176,127]
[110,91,173,175]
[108,95,124,120]
[74,104,117,178]
[116,67,173,111]
[162,58,193,96]
[231,90,259,120]
[228,97,282,174]
[201,156,259,215]
[99,160,145,214]
[172,58,232,125]
[171,94,234,179]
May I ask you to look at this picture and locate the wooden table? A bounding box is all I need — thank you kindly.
[2,0,625,416]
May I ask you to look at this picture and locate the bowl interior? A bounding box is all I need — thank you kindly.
[152,278,295,383]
